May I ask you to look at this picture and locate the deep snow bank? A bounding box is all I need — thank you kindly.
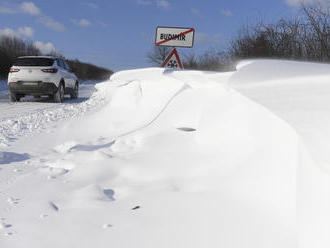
[2,63,327,248]
[1,67,307,248]
[229,59,330,248]
[230,59,330,85]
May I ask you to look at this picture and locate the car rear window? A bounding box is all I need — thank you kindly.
[13,58,55,66]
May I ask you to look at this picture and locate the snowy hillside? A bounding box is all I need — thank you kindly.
[1,60,330,248]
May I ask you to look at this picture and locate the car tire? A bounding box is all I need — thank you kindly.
[10,92,20,102]
[70,82,79,99]
[53,83,64,103]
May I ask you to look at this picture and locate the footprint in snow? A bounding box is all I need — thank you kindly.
[176,127,197,132]
[103,189,115,201]
[4,232,13,236]
[7,197,19,205]
[40,214,49,219]
[49,201,59,212]
[0,222,12,229]
[102,224,113,229]
[47,168,69,180]
[39,166,70,179]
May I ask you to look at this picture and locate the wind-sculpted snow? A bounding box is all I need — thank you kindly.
[230,59,330,248]
[0,63,330,248]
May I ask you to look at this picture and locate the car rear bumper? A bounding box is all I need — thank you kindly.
[9,81,58,95]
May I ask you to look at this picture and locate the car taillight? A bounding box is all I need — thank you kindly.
[9,68,20,73]
[41,68,58,73]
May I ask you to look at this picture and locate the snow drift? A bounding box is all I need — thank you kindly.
[230,59,330,248]
[0,60,330,248]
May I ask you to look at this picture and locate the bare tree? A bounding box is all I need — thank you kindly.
[301,3,330,61]
[147,46,171,66]
[0,35,40,78]
[230,2,330,63]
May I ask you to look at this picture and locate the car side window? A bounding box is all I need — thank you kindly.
[63,61,71,72]
[57,59,64,69]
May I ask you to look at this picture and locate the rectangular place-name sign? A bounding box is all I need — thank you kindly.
[155,26,195,48]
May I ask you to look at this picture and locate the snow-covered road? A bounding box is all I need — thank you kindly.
[1,61,330,248]
[0,82,110,148]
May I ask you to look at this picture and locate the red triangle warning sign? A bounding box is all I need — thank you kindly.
[161,48,184,69]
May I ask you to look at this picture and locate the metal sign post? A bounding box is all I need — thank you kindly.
[155,26,195,69]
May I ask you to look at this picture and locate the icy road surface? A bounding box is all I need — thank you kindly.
[1,61,330,248]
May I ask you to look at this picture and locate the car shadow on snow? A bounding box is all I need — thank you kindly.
[18,96,89,104]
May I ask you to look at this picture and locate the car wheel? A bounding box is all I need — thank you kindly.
[53,83,64,103]
[10,92,20,102]
[70,82,79,99]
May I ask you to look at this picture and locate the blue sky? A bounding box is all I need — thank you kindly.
[0,0,309,71]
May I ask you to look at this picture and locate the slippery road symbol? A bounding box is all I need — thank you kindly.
[167,59,178,68]
[161,48,184,69]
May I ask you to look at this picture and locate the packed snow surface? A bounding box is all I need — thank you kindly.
[0,60,330,248]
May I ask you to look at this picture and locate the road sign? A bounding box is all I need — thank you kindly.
[161,48,184,69]
[155,26,195,48]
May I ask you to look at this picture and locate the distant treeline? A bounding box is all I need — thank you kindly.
[230,4,330,63]
[148,3,330,71]
[147,46,235,72]
[0,35,113,81]
[66,59,113,81]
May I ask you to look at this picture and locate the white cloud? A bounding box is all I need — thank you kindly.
[39,16,66,32]
[136,0,152,5]
[0,28,18,38]
[33,41,56,54]
[18,26,34,37]
[156,0,170,9]
[20,2,41,15]
[83,2,99,9]
[0,26,34,38]
[220,9,233,17]
[71,18,92,27]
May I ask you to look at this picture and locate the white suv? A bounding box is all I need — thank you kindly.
[8,56,79,103]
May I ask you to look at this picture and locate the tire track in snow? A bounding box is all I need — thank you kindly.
[0,82,111,147]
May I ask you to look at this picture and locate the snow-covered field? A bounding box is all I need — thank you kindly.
[0,60,330,248]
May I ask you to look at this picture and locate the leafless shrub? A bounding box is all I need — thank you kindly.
[147,46,235,71]
[183,49,235,71]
